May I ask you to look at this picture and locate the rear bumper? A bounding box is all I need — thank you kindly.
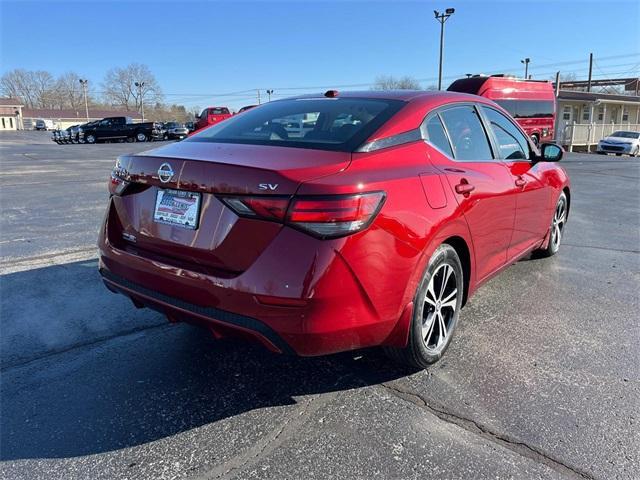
[98,201,409,355]
[100,268,295,354]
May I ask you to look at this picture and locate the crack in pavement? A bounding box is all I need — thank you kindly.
[562,243,640,254]
[380,382,597,480]
[0,323,169,373]
[193,380,344,480]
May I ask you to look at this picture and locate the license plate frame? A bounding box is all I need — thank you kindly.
[153,189,201,230]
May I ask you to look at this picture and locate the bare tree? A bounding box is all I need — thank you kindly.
[102,63,163,111]
[372,75,421,90]
[1,69,36,107]
[553,72,577,83]
[30,70,56,108]
[54,72,87,108]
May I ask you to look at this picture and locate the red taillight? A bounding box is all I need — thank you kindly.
[108,158,129,196]
[219,196,289,221]
[219,192,385,238]
[287,192,385,238]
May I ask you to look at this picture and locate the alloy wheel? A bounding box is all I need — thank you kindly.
[422,263,458,353]
[551,195,567,250]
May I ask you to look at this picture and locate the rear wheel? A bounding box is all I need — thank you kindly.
[136,132,147,142]
[534,192,567,258]
[126,136,135,143]
[385,244,463,368]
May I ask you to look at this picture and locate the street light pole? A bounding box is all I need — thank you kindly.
[434,8,455,91]
[135,81,145,122]
[79,79,89,122]
[521,58,531,79]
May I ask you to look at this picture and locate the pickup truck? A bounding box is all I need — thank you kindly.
[78,116,163,143]
[194,107,233,131]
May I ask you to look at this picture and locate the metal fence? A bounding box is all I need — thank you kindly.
[559,122,640,151]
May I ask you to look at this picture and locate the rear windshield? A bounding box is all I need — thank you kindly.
[611,131,639,139]
[210,108,230,115]
[187,98,405,152]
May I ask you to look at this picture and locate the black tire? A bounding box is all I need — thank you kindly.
[126,136,135,143]
[534,192,567,258]
[85,134,96,144]
[531,134,539,147]
[135,132,147,142]
[384,244,464,368]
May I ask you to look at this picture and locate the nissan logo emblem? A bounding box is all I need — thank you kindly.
[158,163,174,183]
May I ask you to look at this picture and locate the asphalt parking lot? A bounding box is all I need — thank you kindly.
[1,130,639,480]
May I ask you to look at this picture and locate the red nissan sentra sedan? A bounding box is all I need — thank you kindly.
[99,90,569,368]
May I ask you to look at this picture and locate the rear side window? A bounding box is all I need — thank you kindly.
[422,115,453,157]
[439,106,493,161]
[493,100,554,119]
[188,98,405,152]
[482,107,529,160]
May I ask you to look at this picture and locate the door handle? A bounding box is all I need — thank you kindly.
[455,180,475,195]
[515,176,526,187]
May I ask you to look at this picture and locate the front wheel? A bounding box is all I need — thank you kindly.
[534,192,567,258]
[385,244,463,368]
[531,134,539,147]
[85,134,96,144]
[136,132,147,142]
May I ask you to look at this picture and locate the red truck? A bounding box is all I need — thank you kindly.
[194,107,233,131]
[448,75,556,146]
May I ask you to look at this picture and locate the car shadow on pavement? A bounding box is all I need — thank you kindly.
[0,261,416,461]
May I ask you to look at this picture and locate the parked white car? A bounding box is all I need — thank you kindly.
[596,131,640,156]
[35,119,55,131]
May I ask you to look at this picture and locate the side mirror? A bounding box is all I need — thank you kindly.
[539,143,563,162]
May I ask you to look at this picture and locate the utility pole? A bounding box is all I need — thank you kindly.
[79,79,89,122]
[135,81,145,122]
[587,53,593,92]
[521,58,530,79]
[434,8,455,90]
[266,89,274,102]
[256,89,261,105]
[554,71,560,97]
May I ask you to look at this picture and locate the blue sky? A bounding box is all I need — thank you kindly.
[1,0,639,110]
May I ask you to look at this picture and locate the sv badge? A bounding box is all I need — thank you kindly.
[258,183,279,191]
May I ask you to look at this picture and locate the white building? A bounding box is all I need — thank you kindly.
[21,108,143,130]
[0,98,24,130]
[555,77,640,151]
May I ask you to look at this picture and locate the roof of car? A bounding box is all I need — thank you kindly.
[289,90,482,102]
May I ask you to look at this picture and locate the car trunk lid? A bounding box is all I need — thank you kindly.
[110,142,350,274]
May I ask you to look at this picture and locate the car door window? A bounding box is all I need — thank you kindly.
[421,115,454,158]
[439,106,493,161]
[482,107,530,160]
